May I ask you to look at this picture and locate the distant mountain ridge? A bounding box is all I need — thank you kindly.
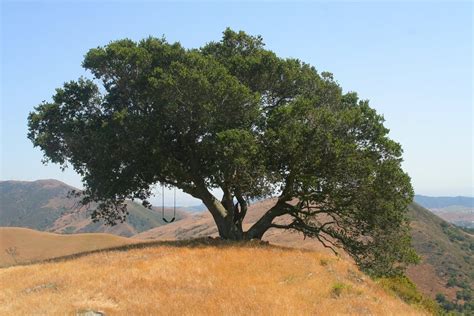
[414,195,474,209]
[0,179,189,236]
[414,195,474,229]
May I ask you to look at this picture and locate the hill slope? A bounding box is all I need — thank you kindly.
[0,227,137,267]
[0,241,428,315]
[406,203,473,299]
[0,180,188,236]
[136,200,473,302]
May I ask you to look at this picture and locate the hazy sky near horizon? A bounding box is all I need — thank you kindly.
[1,1,473,206]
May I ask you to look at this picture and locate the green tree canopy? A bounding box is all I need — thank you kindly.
[28,28,418,276]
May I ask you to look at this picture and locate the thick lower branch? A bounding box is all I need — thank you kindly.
[245,200,293,239]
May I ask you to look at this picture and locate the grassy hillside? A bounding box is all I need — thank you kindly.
[0,240,429,315]
[0,227,137,267]
[406,203,473,312]
[136,200,473,311]
[2,183,470,312]
[0,180,189,236]
[0,180,74,230]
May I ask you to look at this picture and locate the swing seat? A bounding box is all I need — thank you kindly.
[163,217,175,223]
[161,185,177,224]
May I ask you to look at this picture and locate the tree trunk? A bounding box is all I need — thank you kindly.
[207,204,244,240]
[202,197,290,241]
[198,188,245,240]
[190,181,289,241]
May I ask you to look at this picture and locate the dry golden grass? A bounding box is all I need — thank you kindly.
[0,241,428,315]
[0,227,137,267]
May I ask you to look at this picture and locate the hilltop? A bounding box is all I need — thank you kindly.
[0,240,429,315]
[0,180,189,236]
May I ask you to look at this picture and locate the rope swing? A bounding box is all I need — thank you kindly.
[161,184,176,223]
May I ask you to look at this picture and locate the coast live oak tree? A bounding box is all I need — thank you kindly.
[28,29,418,276]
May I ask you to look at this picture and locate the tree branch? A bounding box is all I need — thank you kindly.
[315,233,338,255]
[270,222,296,229]
[234,189,248,224]
[245,200,294,239]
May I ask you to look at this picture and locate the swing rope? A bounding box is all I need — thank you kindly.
[162,184,176,223]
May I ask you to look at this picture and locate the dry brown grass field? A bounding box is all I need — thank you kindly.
[0,227,137,266]
[0,240,429,315]
[135,199,474,302]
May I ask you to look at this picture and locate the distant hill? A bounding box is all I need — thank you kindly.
[0,227,138,267]
[414,195,474,229]
[0,180,189,236]
[182,204,207,212]
[414,195,474,209]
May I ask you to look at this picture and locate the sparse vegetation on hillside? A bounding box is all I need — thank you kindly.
[0,241,429,315]
[407,203,474,313]
[0,180,73,230]
[458,225,474,234]
[377,276,440,314]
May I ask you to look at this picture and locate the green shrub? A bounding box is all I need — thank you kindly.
[378,276,440,314]
[447,277,457,287]
[456,289,472,301]
[331,282,347,298]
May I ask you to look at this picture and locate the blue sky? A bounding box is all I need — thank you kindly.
[1,1,472,205]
